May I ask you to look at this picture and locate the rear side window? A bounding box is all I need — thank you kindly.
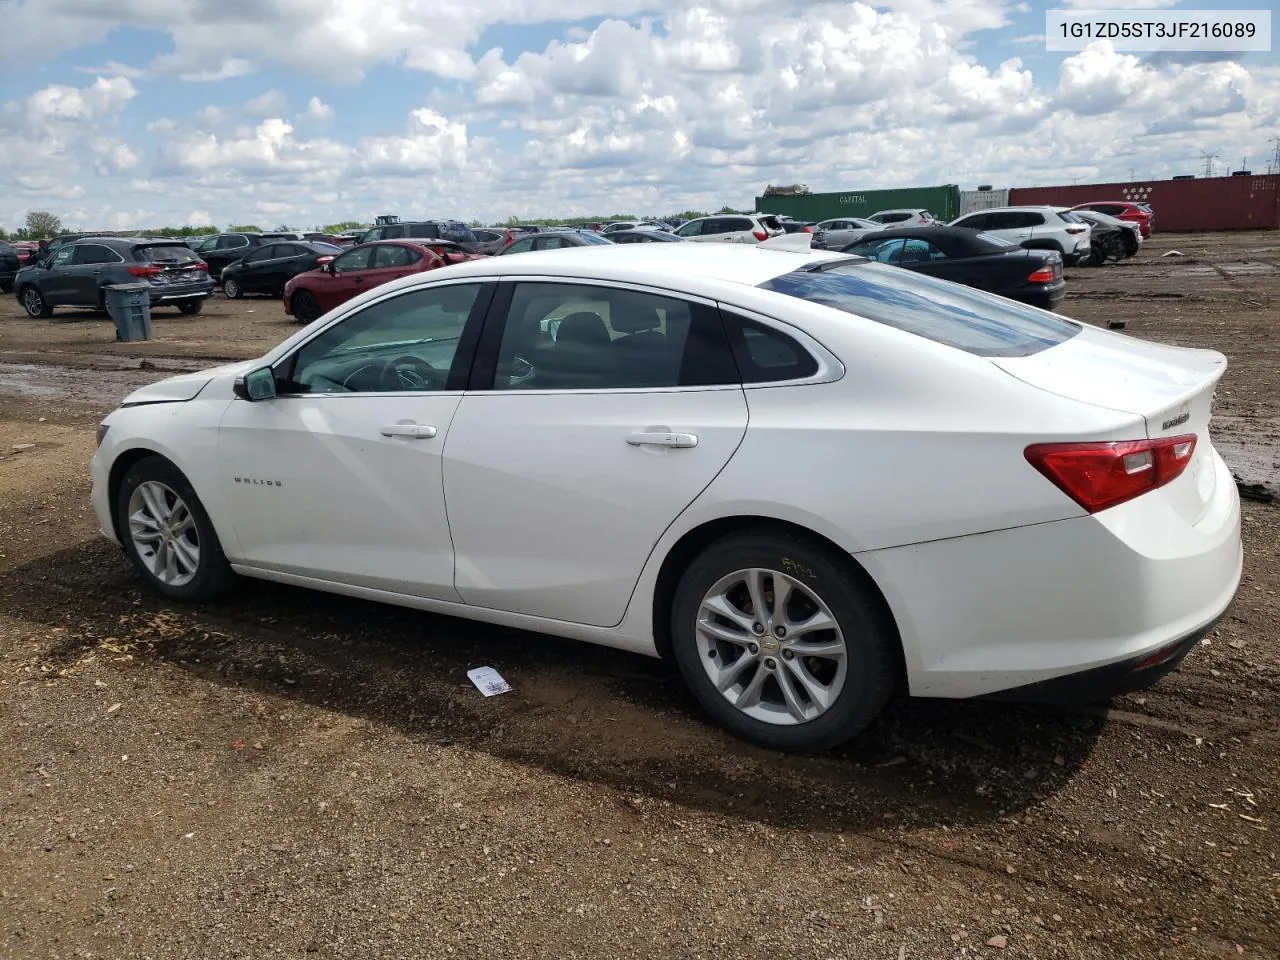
[439,223,476,244]
[722,313,819,383]
[135,245,200,264]
[407,224,439,239]
[759,262,1079,358]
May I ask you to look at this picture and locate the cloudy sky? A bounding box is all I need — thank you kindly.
[0,0,1276,231]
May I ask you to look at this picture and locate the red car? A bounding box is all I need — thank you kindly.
[1070,201,1153,238]
[13,241,41,266]
[283,239,480,323]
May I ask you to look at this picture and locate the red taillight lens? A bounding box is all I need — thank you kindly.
[191,261,208,271]
[1026,267,1055,283]
[1024,435,1197,513]
[753,229,767,241]
[802,225,813,233]
[126,265,161,278]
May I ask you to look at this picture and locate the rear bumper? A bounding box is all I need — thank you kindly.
[858,448,1242,700]
[149,283,214,304]
[1010,281,1065,310]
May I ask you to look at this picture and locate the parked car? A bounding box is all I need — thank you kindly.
[90,242,1241,752]
[13,241,42,267]
[776,218,828,248]
[1071,201,1154,238]
[867,209,938,227]
[303,232,348,247]
[282,240,481,323]
[498,230,613,254]
[814,217,882,250]
[357,220,482,253]
[0,242,20,293]
[471,228,516,256]
[603,221,664,234]
[842,226,1066,310]
[608,230,687,244]
[14,237,213,318]
[672,214,784,243]
[1056,209,1140,264]
[220,241,345,299]
[949,206,1092,265]
[191,233,273,279]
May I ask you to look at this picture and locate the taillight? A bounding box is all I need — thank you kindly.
[191,261,208,271]
[1065,225,1087,234]
[1026,266,1055,283]
[802,225,813,233]
[127,265,161,278]
[752,229,767,241]
[1024,434,1197,513]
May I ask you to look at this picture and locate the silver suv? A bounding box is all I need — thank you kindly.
[949,206,1092,265]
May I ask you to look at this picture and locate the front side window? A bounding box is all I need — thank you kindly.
[279,284,482,394]
[490,283,738,391]
[899,239,945,263]
[51,247,75,267]
[759,262,1079,358]
[241,246,275,265]
[333,247,373,272]
[675,220,703,237]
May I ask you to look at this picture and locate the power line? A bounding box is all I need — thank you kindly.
[1269,138,1280,175]
[1200,151,1219,178]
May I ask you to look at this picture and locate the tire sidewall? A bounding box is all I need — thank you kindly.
[115,456,232,602]
[22,286,47,318]
[224,278,240,299]
[670,532,895,752]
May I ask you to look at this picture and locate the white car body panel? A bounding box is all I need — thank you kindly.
[443,387,748,626]
[90,244,1243,706]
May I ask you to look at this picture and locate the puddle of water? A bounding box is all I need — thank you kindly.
[0,362,174,408]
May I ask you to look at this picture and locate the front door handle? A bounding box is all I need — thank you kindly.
[380,423,437,439]
[626,431,698,448]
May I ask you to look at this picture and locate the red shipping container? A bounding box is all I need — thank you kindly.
[1008,175,1280,232]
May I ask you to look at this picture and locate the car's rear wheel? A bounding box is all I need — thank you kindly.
[223,278,242,300]
[20,285,52,318]
[115,456,235,602]
[291,289,321,324]
[177,299,203,315]
[670,530,896,752]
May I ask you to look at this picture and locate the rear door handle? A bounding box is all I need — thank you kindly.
[627,431,698,448]
[380,423,437,439]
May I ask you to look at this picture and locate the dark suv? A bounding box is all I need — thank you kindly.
[14,237,214,318]
[357,220,482,253]
[0,242,20,293]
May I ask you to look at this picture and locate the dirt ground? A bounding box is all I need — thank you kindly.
[1,234,1278,959]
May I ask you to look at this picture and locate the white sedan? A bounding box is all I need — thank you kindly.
[90,243,1242,752]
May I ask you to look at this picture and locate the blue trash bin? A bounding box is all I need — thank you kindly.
[105,283,152,342]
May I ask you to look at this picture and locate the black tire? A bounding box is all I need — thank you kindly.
[291,289,321,324]
[115,455,236,603]
[670,528,897,752]
[20,285,52,319]
[177,299,203,315]
[223,277,242,300]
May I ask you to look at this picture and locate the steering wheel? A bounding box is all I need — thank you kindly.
[382,355,443,391]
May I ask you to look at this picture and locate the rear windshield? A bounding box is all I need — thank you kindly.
[134,244,201,264]
[759,261,1079,358]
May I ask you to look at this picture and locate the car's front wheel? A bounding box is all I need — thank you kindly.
[290,289,321,324]
[670,529,897,752]
[115,455,235,602]
[20,285,52,318]
[223,277,242,299]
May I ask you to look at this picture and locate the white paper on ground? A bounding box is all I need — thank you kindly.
[467,666,512,697]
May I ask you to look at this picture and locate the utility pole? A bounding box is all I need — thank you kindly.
[1200,151,1218,178]
[1269,138,1280,175]
[1129,167,1136,181]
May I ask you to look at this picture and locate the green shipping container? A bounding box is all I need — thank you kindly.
[755,185,961,223]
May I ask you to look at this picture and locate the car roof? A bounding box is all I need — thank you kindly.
[959,205,1061,214]
[872,208,927,214]
[847,225,1020,256]
[437,241,840,286]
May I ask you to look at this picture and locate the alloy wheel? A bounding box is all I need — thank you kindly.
[695,567,848,725]
[224,279,240,299]
[23,288,44,316]
[127,481,201,587]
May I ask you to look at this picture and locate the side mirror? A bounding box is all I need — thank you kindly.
[233,366,277,402]
[316,256,335,270]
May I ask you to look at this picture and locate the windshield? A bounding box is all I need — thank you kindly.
[758,261,1079,358]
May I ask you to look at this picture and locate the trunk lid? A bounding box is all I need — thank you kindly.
[992,325,1226,522]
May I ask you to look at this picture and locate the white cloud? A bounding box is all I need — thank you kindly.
[197,105,228,126]
[74,60,149,79]
[305,96,334,121]
[188,209,213,227]
[245,89,288,116]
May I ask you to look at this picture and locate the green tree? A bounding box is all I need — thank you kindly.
[321,220,367,233]
[25,211,63,239]
[228,223,261,232]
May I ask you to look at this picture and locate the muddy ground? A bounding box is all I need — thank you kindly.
[0,233,1278,959]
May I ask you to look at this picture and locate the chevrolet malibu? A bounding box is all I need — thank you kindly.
[90,244,1242,752]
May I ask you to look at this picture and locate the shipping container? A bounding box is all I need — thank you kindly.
[1008,175,1280,232]
[755,185,960,223]
[958,187,1011,216]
